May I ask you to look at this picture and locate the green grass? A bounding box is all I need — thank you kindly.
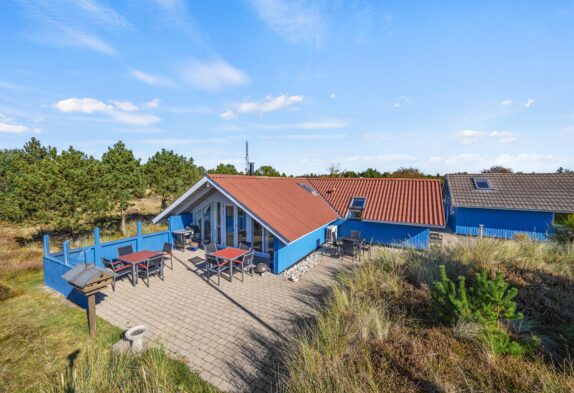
[0,197,216,392]
[283,239,574,392]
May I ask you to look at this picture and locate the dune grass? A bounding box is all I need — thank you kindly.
[0,197,215,392]
[283,239,574,392]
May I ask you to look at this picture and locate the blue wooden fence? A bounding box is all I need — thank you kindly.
[42,219,183,306]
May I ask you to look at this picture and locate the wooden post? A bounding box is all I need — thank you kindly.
[63,240,70,266]
[136,222,143,251]
[93,227,101,266]
[43,234,50,256]
[87,294,96,338]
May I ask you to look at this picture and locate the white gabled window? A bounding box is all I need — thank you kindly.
[348,197,366,220]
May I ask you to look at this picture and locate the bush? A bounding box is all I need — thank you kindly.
[431,265,522,326]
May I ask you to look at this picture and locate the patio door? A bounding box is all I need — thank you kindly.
[252,221,263,252]
[202,205,212,243]
[225,205,234,247]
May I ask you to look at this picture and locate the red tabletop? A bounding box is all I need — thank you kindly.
[211,247,247,261]
[118,250,162,264]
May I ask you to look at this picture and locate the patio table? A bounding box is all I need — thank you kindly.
[211,247,247,282]
[118,250,163,287]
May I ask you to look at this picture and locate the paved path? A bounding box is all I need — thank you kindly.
[97,249,357,392]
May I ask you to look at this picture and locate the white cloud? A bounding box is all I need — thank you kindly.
[261,133,346,141]
[54,97,161,126]
[131,70,176,88]
[391,103,401,108]
[112,101,139,112]
[58,27,116,56]
[0,114,40,134]
[525,98,535,108]
[445,153,485,166]
[144,99,161,109]
[108,111,161,126]
[220,110,238,120]
[501,99,512,106]
[456,129,516,144]
[428,156,444,164]
[74,0,131,29]
[221,95,304,119]
[55,98,113,113]
[248,0,325,45]
[238,95,303,114]
[178,59,248,91]
[329,93,336,99]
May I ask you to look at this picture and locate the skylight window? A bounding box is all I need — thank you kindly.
[350,197,366,208]
[473,178,492,190]
[298,182,319,196]
[348,197,366,220]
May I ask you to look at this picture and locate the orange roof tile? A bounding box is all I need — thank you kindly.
[208,175,339,243]
[308,178,446,227]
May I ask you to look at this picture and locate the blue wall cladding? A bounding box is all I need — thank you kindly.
[43,223,170,307]
[450,207,553,241]
[338,219,430,250]
[273,224,330,273]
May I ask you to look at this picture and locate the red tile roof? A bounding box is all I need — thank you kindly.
[308,178,446,227]
[208,175,339,243]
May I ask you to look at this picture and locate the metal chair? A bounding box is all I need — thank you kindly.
[102,257,132,291]
[350,230,362,240]
[330,231,341,257]
[204,242,217,255]
[118,245,134,256]
[205,254,228,286]
[162,242,174,270]
[232,251,255,281]
[342,239,359,261]
[239,242,251,251]
[138,254,164,287]
[361,237,374,258]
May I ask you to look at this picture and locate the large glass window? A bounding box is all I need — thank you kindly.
[203,205,211,242]
[267,231,275,259]
[253,221,263,251]
[237,208,247,246]
[216,202,221,245]
[225,205,234,246]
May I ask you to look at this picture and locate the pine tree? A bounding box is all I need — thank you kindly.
[144,149,202,209]
[101,141,144,235]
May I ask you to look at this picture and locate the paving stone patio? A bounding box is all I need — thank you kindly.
[96,248,360,392]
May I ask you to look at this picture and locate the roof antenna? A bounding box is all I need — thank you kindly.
[245,140,255,175]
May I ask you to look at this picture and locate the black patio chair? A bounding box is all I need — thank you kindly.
[102,257,132,291]
[350,230,362,240]
[232,250,255,281]
[118,245,134,256]
[138,254,164,287]
[330,231,341,257]
[361,237,374,258]
[162,242,173,270]
[342,238,359,261]
[205,254,228,286]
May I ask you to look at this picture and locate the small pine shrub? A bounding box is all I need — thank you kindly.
[432,265,522,326]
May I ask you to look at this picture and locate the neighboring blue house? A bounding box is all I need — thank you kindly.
[444,173,574,240]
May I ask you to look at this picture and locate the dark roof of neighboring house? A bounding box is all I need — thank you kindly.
[309,177,446,227]
[445,173,574,213]
[208,175,339,243]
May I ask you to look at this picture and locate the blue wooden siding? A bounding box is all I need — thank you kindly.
[273,223,331,273]
[338,219,430,250]
[43,223,169,306]
[448,207,553,240]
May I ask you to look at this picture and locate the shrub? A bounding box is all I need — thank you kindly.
[431,265,522,326]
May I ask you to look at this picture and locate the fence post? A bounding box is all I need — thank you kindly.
[63,240,70,266]
[136,221,143,251]
[94,227,101,266]
[168,216,173,244]
[479,224,484,238]
[43,234,50,256]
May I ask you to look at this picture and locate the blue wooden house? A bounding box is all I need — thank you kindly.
[153,175,446,273]
[444,173,574,240]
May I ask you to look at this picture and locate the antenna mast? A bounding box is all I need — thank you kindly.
[245,141,249,174]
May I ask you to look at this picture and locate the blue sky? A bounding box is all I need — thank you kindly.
[1,1,573,175]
